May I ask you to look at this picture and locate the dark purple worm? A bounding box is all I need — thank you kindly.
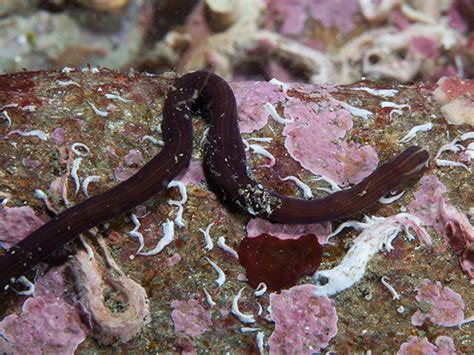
[0,71,429,291]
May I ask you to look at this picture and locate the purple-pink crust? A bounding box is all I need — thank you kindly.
[411,279,465,327]
[176,160,206,186]
[283,101,379,186]
[0,297,87,354]
[0,206,44,248]
[408,175,474,282]
[265,0,360,36]
[230,81,285,133]
[246,217,332,244]
[171,299,213,337]
[397,335,457,354]
[268,284,338,354]
[408,175,447,230]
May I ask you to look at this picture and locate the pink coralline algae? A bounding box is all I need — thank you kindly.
[123,149,145,166]
[230,81,285,133]
[0,337,13,353]
[0,297,87,354]
[265,0,308,35]
[21,156,40,169]
[308,0,360,34]
[397,335,457,355]
[433,76,474,126]
[448,3,468,32]
[176,160,206,186]
[33,265,70,299]
[171,299,213,337]
[246,217,332,244]
[114,164,139,182]
[434,76,474,102]
[50,127,66,144]
[439,200,474,282]
[0,206,44,248]
[114,149,146,181]
[167,253,182,267]
[266,0,359,35]
[408,175,447,229]
[410,36,439,58]
[268,284,337,354]
[283,100,379,186]
[0,265,87,353]
[411,279,465,327]
[408,175,474,282]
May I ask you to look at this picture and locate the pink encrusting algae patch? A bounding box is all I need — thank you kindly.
[170,299,213,337]
[123,149,145,166]
[265,0,308,35]
[176,160,206,186]
[438,200,474,282]
[0,265,88,353]
[408,175,474,282]
[408,175,447,230]
[410,36,440,58]
[411,279,465,327]
[167,253,182,267]
[50,127,66,145]
[283,99,379,186]
[268,284,338,354]
[246,217,332,244]
[434,76,474,102]
[0,206,44,248]
[230,81,285,133]
[447,3,468,32]
[397,335,457,354]
[308,0,360,34]
[433,76,474,126]
[114,149,146,181]
[265,0,360,35]
[33,265,70,299]
[21,156,40,169]
[0,297,87,354]
[114,164,138,181]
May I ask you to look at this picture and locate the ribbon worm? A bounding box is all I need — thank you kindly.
[0,71,429,291]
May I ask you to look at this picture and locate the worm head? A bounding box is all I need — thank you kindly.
[397,146,430,178]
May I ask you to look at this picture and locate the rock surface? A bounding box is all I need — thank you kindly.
[0,69,472,353]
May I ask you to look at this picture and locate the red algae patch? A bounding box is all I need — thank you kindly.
[237,234,322,291]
